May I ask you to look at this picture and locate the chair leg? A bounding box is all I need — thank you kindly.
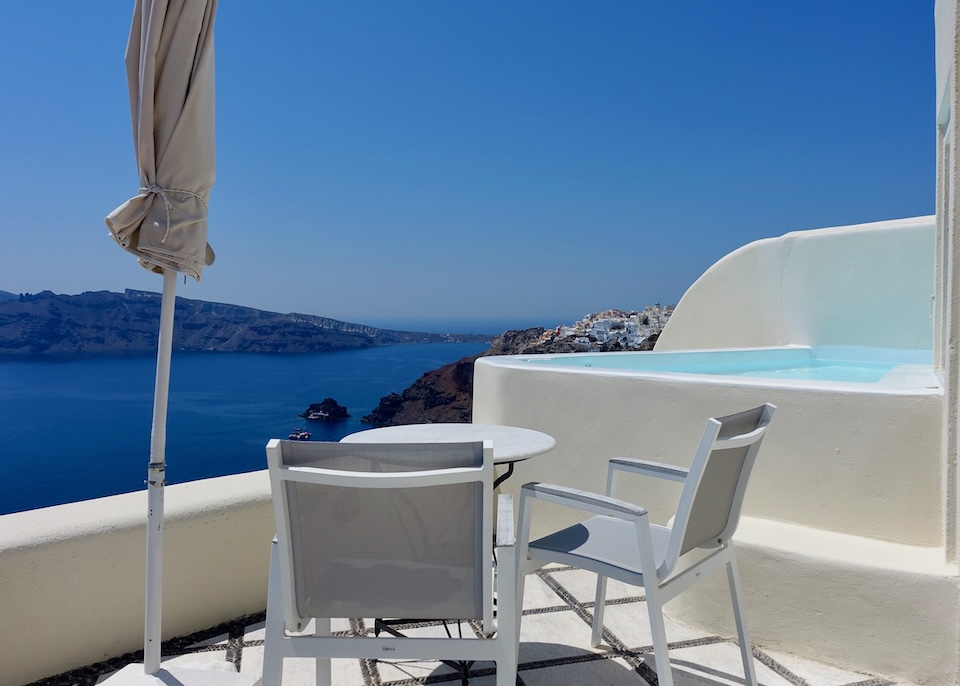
[495,547,519,686]
[591,575,607,647]
[511,573,524,674]
[645,588,674,686]
[496,657,519,686]
[315,617,332,686]
[726,555,758,686]
[496,613,519,686]
[262,542,285,686]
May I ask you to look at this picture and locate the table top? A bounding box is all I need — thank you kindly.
[340,423,556,464]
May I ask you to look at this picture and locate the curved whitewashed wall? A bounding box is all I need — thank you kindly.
[656,216,936,351]
[0,472,275,686]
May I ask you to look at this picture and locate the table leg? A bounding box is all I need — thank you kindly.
[493,462,515,489]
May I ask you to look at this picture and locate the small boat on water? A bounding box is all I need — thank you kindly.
[305,410,329,420]
[288,429,312,441]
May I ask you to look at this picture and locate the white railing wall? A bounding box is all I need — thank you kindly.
[0,471,275,686]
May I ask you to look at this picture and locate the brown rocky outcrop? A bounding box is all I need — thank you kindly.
[362,356,477,424]
[361,327,547,425]
[300,398,350,421]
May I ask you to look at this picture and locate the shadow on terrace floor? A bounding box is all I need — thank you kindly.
[31,566,911,686]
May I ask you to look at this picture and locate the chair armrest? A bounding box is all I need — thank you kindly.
[609,457,689,483]
[521,482,647,520]
[496,493,515,547]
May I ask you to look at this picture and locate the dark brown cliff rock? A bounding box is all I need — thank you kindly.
[362,356,476,425]
[300,398,350,421]
[362,327,560,426]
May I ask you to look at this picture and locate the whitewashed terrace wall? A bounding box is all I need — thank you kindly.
[0,472,275,686]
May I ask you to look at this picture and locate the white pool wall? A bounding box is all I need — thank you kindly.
[475,355,942,545]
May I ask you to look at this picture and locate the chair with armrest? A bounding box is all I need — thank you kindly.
[262,438,517,686]
[515,403,776,686]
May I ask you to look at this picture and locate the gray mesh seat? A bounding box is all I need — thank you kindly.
[262,439,518,686]
[516,404,776,686]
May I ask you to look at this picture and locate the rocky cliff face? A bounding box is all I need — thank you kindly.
[362,306,671,426]
[362,356,476,425]
[0,290,487,356]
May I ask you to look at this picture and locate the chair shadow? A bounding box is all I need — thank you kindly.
[415,642,646,685]
[441,644,751,686]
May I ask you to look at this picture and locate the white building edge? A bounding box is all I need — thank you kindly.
[2,4,960,686]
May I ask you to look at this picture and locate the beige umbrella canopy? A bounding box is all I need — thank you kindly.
[106,0,217,280]
[103,2,254,684]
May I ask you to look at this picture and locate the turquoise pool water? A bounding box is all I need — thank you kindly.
[522,346,934,384]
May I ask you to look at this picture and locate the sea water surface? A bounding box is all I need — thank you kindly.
[0,342,488,515]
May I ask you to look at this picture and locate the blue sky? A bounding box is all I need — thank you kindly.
[0,2,935,333]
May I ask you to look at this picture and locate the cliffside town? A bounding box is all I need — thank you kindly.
[362,304,673,425]
[518,305,672,354]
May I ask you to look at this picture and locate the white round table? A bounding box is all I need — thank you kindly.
[341,423,555,487]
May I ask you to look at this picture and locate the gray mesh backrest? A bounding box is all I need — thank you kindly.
[280,441,485,620]
[680,406,765,555]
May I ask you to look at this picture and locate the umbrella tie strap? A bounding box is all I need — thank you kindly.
[140,185,209,244]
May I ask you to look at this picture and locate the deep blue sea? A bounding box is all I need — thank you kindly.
[0,342,489,515]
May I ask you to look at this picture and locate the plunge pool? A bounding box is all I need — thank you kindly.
[517,346,936,387]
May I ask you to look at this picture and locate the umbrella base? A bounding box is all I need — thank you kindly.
[99,662,259,686]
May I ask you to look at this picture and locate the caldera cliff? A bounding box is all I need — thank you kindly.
[0,290,488,356]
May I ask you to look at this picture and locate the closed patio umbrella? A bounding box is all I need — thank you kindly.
[104,1,255,683]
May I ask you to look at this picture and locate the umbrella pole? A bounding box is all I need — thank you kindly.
[144,269,177,674]
[99,279,256,679]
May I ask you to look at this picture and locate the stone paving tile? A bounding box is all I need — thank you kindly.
[661,642,796,686]
[155,651,230,668]
[518,572,562,611]
[185,631,231,649]
[591,599,711,650]
[519,654,647,686]
[240,646,366,686]
[550,566,644,604]
[370,620,479,684]
[758,648,901,686]
[517,610,607,660]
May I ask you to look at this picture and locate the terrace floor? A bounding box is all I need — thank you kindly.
[33,565,916,686]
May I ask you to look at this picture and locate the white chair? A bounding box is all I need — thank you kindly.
[262,439,518,686]
[516,404,776,686]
